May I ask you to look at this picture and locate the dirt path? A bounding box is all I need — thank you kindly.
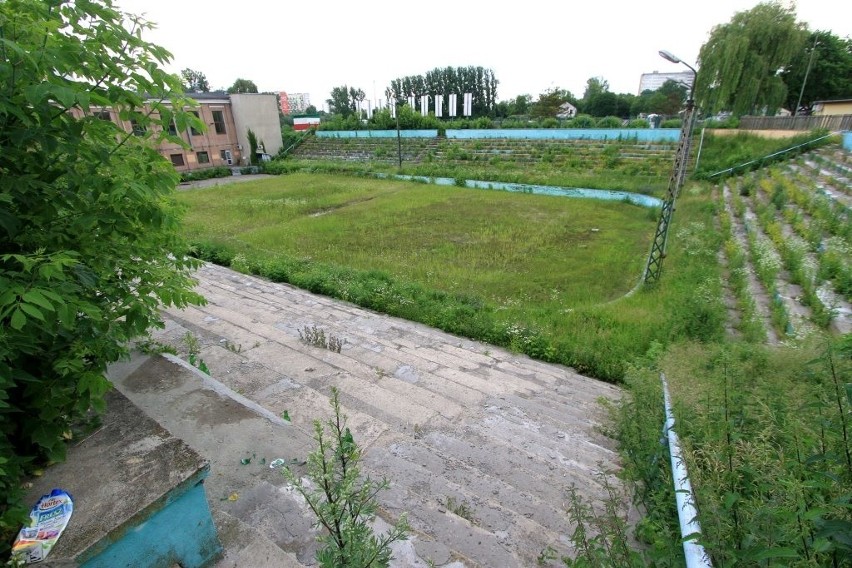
[178,173,272,190]
[147,263,624,567]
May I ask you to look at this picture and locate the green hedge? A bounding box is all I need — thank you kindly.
[179,166,232,183]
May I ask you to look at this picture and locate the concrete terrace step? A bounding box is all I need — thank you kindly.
[293,137,676,167]
[174,268,608,412]
[143,262,624,567]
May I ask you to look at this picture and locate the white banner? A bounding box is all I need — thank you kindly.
[463,93,473,117]
[407,96,415,109]
[448,93,457,117]
[420,95,429,116]
[434,94,443,117]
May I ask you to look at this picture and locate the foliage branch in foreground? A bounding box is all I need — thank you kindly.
[0,0,204,549]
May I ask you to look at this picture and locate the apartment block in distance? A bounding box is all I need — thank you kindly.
[637,70,694,94]
[279,91,311,115]
[78,92,281,172]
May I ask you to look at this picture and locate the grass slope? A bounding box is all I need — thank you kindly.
[180,174,651,305]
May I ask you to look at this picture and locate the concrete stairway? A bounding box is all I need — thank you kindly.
[121,263,624,567]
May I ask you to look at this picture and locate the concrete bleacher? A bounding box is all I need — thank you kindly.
[21,389,222,567]
[289,135,676,177]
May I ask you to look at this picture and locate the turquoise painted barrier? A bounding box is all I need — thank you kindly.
[446,128,680,141]
[843,131,852,151]
[375,174,662,208]
[81,473,221,568]
[317,130,437,138]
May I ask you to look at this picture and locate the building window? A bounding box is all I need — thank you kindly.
[169,153,185,167]
[95,110,111,121]
[211,110,226,134]
[190,111,202,135]
[130,119,146,136]
[167,119,178,136]
[196,151,210,164]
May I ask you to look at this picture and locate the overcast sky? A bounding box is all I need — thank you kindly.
[116,0,850,110]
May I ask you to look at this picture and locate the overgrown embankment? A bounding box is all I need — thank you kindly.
[612,144,851,566]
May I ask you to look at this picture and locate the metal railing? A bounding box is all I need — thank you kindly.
[661,373,713,567]
[705,133,834,180]
[278,128,316,159]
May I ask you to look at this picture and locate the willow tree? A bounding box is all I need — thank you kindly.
[695,2,806,116]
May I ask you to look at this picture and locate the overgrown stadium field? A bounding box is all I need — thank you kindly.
[179,174,654,304]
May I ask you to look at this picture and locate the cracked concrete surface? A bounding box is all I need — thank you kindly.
[111,263,625,567]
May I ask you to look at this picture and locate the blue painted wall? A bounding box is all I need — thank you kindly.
[80,478,222,568]
[317,129,680,141]
[317,130,438,138]
[843,131,852,151]
[376,174,662,208]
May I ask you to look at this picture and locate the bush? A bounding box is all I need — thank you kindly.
[282,388,409,567]
[701,116,740,129]
[262,160,299,175]
[179,166,232,183]
[0,0,204,553]
[569,114,596,128]
[281,126,303,152]
[661,118,682,128]
[596,116,623,128]
[628,118,650,128]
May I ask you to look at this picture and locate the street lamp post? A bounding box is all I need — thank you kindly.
[644,50,699,285]
[794,37,819,117]
[395,101,402,170]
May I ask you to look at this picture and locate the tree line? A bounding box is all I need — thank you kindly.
[186,2,850,124]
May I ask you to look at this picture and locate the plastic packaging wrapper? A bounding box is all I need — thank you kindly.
[11,489,74,564]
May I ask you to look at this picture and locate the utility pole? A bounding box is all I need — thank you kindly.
[644,50,698,285]
[395,102,402,170]
[794,36,819,117]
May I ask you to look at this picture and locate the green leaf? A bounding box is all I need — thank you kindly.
[9,308,26,330]
[723,491,739,510]
[747,547,799,560]
[57,303,75,327]
[23,290,55,311]
[19,302,45,321]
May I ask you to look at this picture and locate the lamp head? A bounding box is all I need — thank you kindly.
[659,50,681,64]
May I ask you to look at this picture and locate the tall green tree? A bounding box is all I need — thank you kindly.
[388,66,499,117]
[0,0,204,547]
[180,67,211,93]
[349,87,366,117]
[227,78,259,94]
[582,77,610,103]
[632,80,689,117]
[781,30,852,114]
[696,1,806,116]
[327,85,355,117]
[531,88,577,118]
